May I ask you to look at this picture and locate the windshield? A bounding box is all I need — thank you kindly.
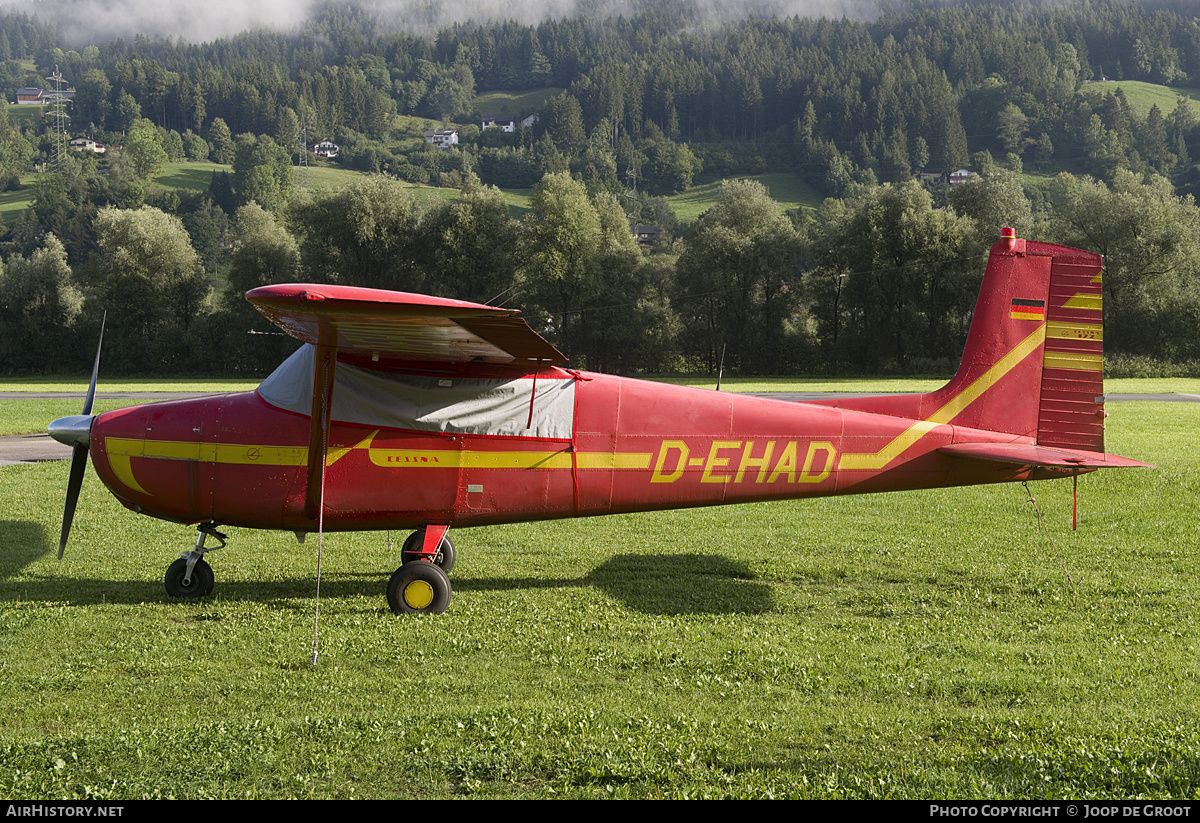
[257,344,576,440]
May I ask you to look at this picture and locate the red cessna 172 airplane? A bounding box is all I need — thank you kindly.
[49,229,1150,615]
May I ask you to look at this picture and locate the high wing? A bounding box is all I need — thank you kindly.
[245,283,565,367]
[246,284,566,521]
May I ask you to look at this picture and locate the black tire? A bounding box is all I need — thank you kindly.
[401,530,455,573]
[164,557,214,598]
[387,561,452,615]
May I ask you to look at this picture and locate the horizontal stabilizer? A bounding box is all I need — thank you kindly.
[938,442,1153,469]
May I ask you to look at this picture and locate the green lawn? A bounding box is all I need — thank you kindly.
[155,161,373,199]
[471,88,565,119]
[153,160,228,193]
[0,172,35,225]
[0,399,1195,797]
[6,103,47,128]
[394,114,450,136]
[1078,80,1200,116]
[296,163,372,193]
[669,173,823,222]
[494,186,534,218]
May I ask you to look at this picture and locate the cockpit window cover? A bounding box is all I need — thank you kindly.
[258,344,576,440]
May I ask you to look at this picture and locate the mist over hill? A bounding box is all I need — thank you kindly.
[5,0,886,45]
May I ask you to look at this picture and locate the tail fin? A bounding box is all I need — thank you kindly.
[810,230,1106,449]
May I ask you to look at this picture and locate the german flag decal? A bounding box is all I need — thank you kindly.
[1010,298,1046,321]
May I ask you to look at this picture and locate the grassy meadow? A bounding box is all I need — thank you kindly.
[668,173,822,221]
[1078,80,1200,117]
[1,386,1198,798]
[471,88,565,118]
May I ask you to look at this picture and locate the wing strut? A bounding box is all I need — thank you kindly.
[308,318,337,665]
[306,319,338,520]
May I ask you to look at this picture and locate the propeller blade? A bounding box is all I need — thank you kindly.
[56,314,105,559]
[81,312,105,416]
[58,442,88,559]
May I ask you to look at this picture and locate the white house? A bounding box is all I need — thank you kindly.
[949,168,977,187]
[481,114,516,133]
[312,140,339,158]
[69,137,105,153]
[482,113,538,132]
[424,129,459,149]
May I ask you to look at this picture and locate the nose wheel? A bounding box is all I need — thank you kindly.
[164,557,214,598]
[164,523,225,599]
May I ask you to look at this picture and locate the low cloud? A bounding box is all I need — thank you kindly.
[8,0,886,47]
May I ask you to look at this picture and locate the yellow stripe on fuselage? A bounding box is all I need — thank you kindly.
[367,448,570,470]
[926,325,1048,425]
[364,448,652,470]
[103,434,653,496]
[836,421,941,472]
[837,324,1048,471]
[106,438,309,465]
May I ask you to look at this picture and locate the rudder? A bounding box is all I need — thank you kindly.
[1038,250,1105,452]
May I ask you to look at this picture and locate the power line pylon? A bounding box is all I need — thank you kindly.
[45,65,69,170]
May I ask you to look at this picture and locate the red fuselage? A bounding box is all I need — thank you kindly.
[88,369,1042,534]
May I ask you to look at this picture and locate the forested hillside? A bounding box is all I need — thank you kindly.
[0,0,1198,376]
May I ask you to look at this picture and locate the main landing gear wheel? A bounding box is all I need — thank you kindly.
[400,530,456,573]
[164,557,214,598]
[387,561,452,615]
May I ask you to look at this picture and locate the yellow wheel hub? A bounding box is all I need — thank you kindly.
[403,579,435,610]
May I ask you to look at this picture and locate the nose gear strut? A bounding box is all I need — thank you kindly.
[163,522,226,599]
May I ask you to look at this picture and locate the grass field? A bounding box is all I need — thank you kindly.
[6,103,47,128]
[152,161,227,193]
[1079,80,1200,117]
[1,389,1198,797]
[471,88,565,119]
[668,173,823,221]
[0,172,35,225]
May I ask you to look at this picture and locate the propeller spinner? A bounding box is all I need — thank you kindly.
[48,314,105,559]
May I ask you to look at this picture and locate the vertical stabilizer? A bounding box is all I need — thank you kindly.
[807,230,1106,449]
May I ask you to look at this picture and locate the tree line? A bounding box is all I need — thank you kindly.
[3,165,1199,378]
